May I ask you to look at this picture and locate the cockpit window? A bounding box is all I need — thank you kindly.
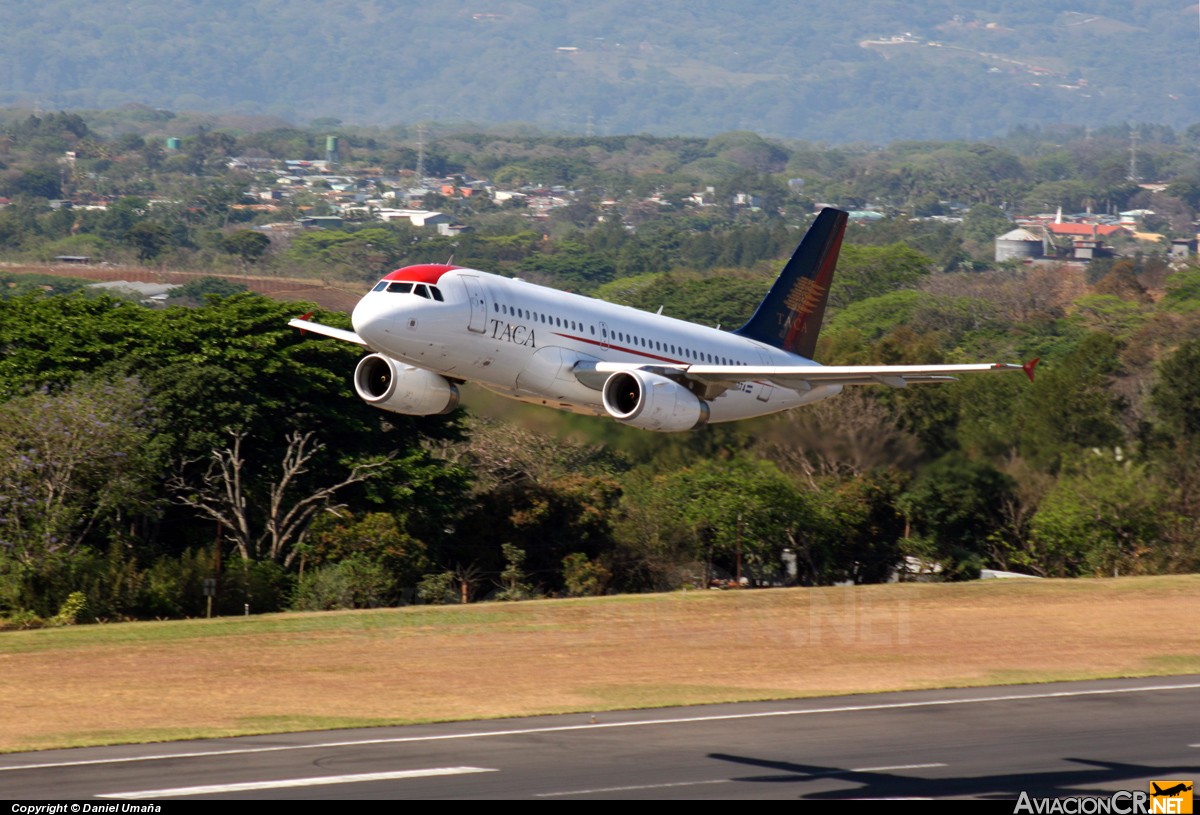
[373,281,387,292]
[413,284,430,299]
[430,286,444,302]
[387,281,413,294]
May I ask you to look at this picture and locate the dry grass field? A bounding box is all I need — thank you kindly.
[1,575,1198,753]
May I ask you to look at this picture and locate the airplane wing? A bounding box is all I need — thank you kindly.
[288,318,369,347]
[576,359,1035,395]
[684,361,1032,389]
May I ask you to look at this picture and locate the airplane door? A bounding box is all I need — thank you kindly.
[599,321,610,350]
[461,275,488,334]
[754,347,774,403]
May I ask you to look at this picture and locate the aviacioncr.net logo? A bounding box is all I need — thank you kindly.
[1014,782,1193,815]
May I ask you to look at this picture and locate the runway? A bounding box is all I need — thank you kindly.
[3,676,1198,800]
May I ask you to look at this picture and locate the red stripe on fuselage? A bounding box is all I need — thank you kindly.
[554,332,772,388]
[382,264,460,284]
[552,332,684,365]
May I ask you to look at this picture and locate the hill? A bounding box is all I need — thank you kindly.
[0,1,1195,142]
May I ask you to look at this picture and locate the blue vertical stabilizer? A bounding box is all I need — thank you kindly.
[732,207,847,359]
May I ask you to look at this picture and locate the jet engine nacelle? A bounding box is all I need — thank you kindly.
[601,370,710,432]
[353,353,460,416]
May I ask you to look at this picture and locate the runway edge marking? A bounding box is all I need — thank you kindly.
[97,766,497,799]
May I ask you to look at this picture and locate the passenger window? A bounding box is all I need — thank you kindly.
[413,284,430,299]
[373,281,387,292]
[387,282,413,294]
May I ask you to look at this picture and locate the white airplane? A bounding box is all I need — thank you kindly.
[290,208,1036,432]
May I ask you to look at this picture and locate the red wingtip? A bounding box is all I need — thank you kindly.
[1023,357,1040,383]
[297,311,314,336]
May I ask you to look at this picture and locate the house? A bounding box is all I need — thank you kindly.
[375,209,450,228]
[1045,223,1127,239]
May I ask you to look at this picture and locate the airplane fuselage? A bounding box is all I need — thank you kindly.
[295,209,1027,430]
[350,263,840,423]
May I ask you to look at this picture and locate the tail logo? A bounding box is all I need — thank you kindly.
[783,277,826,320]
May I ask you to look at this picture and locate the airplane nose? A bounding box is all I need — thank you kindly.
[352,297,394,344]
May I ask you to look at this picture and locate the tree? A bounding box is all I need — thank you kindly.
[304,511,429,589]
[2,165,62,200]
[1152,340,1200,442]
[290,555,396,610]
[1017,333,1125,472]
[1029,454,1166,577]
[755,388,921,486]
[166,276,249,302]
[617,456,822,585]
[494,543,535,601]
[1150,339,1200,552]
[0,378,158,568]
[222,230,271,266]
[898,454,1015,579]
[828,243,932,309]
[562,552,610,596]
[960,204,1012,251]
[0,378,159,616]
[170,430,392,567]
[125,221,173,262]
[822,469,909,584]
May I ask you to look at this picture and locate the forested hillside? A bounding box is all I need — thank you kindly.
[0,1,1195,141]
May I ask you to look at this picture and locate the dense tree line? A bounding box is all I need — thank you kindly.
[1,112,1200,626]
[1,247,1198,627]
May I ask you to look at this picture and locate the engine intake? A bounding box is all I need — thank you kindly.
[353,354,460,416]
[601,370,709,432]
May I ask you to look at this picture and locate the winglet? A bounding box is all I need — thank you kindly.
[1023,357,1040,383]
[296,312,314,336]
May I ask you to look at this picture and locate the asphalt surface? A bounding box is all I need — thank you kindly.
[3,676,1198,800]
